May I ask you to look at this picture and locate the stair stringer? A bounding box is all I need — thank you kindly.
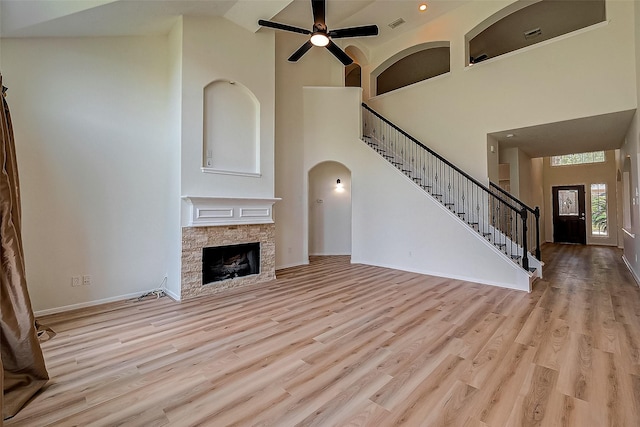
[350,138,533,292]
[364,134,542,280]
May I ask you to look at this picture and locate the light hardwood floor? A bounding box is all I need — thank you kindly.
[6,244,640,426]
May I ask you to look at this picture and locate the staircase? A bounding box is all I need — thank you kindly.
[361,103,542,280]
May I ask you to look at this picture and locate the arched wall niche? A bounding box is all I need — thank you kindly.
[370,41,450,97]
[466,0,606,66]
[465,0,535,55]
[203,79,260,176]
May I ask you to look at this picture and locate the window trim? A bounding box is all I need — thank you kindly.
[590,183,608,237]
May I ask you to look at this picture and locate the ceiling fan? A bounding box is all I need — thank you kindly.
[258,0,378,65]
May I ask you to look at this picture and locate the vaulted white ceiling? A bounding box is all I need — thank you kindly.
[0,0,285,37]
[1,0,635,158]
[0,0,468,42]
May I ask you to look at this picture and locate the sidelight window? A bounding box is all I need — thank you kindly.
[591,183,607,236]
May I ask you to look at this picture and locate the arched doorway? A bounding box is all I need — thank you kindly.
[308,161,352,256]
[345,63,361,88]
[344,45,367,96]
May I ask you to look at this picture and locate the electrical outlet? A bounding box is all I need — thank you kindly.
[82,275,91,286]
[71,276,81,287]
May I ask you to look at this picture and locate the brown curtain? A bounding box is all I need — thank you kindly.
[1,74,49,420]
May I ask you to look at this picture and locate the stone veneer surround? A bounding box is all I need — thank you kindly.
[181,223,275,299]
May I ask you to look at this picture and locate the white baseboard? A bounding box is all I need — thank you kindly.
[308,252,352,256]
[34,288,177,317]
[164,288,181,301]
[622,255,640,287]
[276,261,309,271]
[350,257,531,293]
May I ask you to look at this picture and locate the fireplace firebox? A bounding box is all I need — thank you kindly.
[202,242,260,285]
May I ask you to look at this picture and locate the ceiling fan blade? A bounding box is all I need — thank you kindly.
[329,25,379,39]
[312,0,326,25]
[258,19,311,36]
[288,40,314,62]
[326,40,353,66]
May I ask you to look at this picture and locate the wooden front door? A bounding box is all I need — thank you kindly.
[552,185,586,244]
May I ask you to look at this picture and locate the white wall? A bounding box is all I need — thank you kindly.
[274,32,343,268]
[2,36,173,311]
[500,147,520,198]
[518,150,533,206]
[274,0,636,272]
[365,0,636,183]
[180,16,275,213]
[619,0,640,282]
[487,135,499,183]
[166,19,184,300]
[304,87,530,290]
[2,16,278,310]
[308,161,351,256]
[531,157,546,245]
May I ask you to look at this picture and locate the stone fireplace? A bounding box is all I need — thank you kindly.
[181,197,278,299]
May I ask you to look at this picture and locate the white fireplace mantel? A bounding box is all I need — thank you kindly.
[182,196,281,227]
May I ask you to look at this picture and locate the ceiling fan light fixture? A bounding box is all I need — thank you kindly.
[257,0,377,65]
[310,33,330,47]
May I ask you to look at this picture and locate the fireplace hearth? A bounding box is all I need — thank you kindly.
[203,243,260,284]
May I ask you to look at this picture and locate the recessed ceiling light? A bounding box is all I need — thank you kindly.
[419,3,428,12]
